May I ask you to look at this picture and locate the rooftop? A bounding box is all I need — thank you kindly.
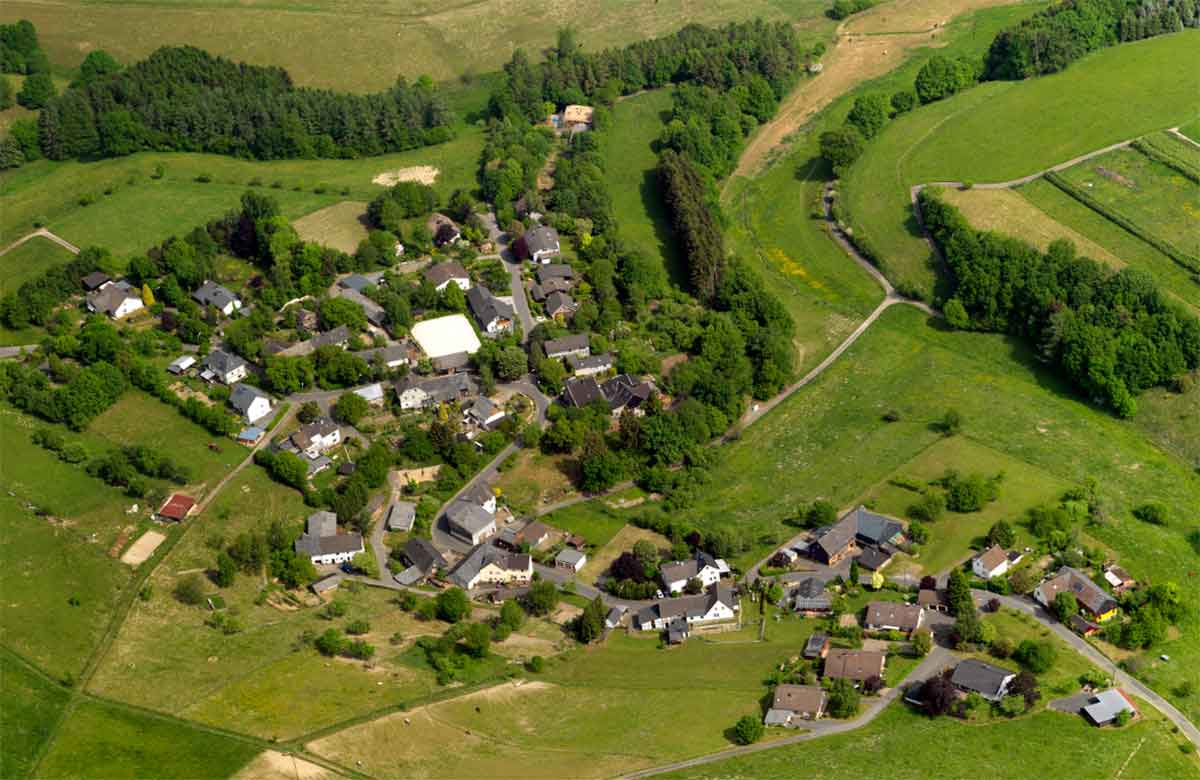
[411,314,481,359]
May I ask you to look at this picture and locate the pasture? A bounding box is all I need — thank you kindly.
[3,0,831,93]
[843,30,1200,297]
[0,235,76,296]
[0,651,70,780]
[292,202,372,254]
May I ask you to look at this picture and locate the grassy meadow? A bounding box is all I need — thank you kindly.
[0,235,76,296]
[0,651,71,780]
[843,30,1200,297]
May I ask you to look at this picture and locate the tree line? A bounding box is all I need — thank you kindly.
[36,46,455,161]
[919,189,1200,416]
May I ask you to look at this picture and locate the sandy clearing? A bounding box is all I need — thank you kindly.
[372,166,439,186]
[235,750,340,780]
[120,530,167,566]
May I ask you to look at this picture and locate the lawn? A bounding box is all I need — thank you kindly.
[856,436,1070,575]
[0,235,76,296]
[493,450,577,516]
[34,697,261,780]
[657,701,1197,779]
[1056,146,1200,258]
[577,522,671,583]
[842,30,1200,297]
[292,201,372,255]
[5,0,832,92]
[0,651,70,780]
[0,127,484,253]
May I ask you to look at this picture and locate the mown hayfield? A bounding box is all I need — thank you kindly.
[0,652,71,780]
[1056,146,1200,258]
[34,696,261,780]
[843,30,1200,296]
[2,0,831,92]
[0,235,76,296]
[292,201,371,254]
[0,127,484,254]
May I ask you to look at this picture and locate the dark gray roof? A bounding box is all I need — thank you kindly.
[432,351,472,372]
[403,538,446,573]
[803,633,829,658]
[635,584,737,626]
[395,372,475,403]
[229,382,270,413]
[192,280,240,310]
[791,577,831,611]
[1038,567,1118,617]
[295,531,364,558]
[87,281,139,316]
[545,291,576,315]
[865,601,922,631]
[356,343,411,365]
[543,333,590,357]
[850,506,904,546]
[339,288,385,325]
[950,659,1014,698]
[536,264,573,284]
[602,374,653,412]
[447,543,528,588]
[522,226,560,256]
[563,377,604,407]
[445,500,494,539]
[81,271,111,290]
[339,274,374,293]
[424,261,469,287]
[205,349,246,374]
[567,352,612,372]
[466,285,514,327]
[857,545,894,571]
[461,480,495,507]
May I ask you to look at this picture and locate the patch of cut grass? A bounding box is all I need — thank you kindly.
[293,201,372,255]
[577,522,670,583]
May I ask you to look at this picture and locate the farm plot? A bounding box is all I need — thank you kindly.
[293,201,371,254]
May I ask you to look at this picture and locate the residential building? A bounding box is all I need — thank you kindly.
[445,500,496,545]
[864,602,924,635]
[1081,689,1137,726]
[467,285,514,336]
[516,226,561,263]
[856,545,895,572]
[516,520,548,547]
[201,350,248,385]
[339,272,385,294]
[290,418,341,459]
[448,544,532,589]
[530,277,573,302]
[635,584,739,632]
[950,659,1016,702]
[563,376,604,408]
[605,606,627,629]
[602,374,655,416]
[167,355,196,375]
[803,633,831,660]
[86,281,143,320]
[543,333,590,360]
[917,588,950,613]
[763,685,827,726]
[811,505,904,566]
[789,577,832,614]
[81,271,111,291]
[555,547,587,573]
[562,104,595,129]
[567,352,613,377]
[424,261,471,292]
[660,552,730,594]
[277,325,352,358]
[294,511,364,565]
[823,649,886,683]
[237,426,265,445]
[356,343,412,369]
[393,373,476,410]
[157,493,196,522]
[385,500,416,532]
[229,383,273,424]
[192,280,242,316]
[432,352,471,373]
[544,291,577,320]
[394,538,447,585]
[464,397,506,428]
[1034,567,1119,622]
[536,264,575,285]
[972,545,1017,579]
[1069,614,1101,637]
[460,481,498,514]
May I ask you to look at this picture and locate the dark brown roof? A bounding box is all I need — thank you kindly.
[823,649,885,681]
[772,684,827,714]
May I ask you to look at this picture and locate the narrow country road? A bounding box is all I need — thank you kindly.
[481,211,536,341]
[1168,127,1200,149]
[194,404,298,516]
[0,228,81,257]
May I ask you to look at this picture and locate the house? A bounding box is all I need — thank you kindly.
[290,418,341,459]
[856,545,895,572]
[536,264,574,285]
[972,545,1014,579]
[823,649,886,683]
[393,373,476,410]
[461,481,498,514]
[86,281,144,319]
[1069,614,1101,637]
[529,277,574,302]
[201,350,248,385]
[432,352,472,373]
[1081,689,1137,726]
[167,355,196,375]
[465,397,506,428]
[467,285,514,336]
[635,584,739,632]
[951,659,1016,702]
[544,334,591,360]
[667,620,689,644]
[1103,565,1136,594]
[764,685,827,726]
[563,376,605,408]
[411,314,482,360]
[424,261,471,292]
[277,325,352,358]
[353,382,386,407]
[602,374,655,416]
[294,510,364,565]
[445,501,496,545]
[81,271,111,291]
[660,552,730,594]
[789,577,832,615]
[356,343,412,369]
[555,547,587,573]
[516,520,549,547]
[338,288,386,328]
[385,500,416,532]
[339,272,385,294]
[311,573,342,595]
[229,383,273,424]
[1034,567,1119,622]
[516,226,561,263]
[917,588,950,613]
[237,426,265,445]
[157,493,196,522]
[567,352,613,378]
[544,291,578,320]
[864,601,924,635]
[447,544,532,589]
[562,104,595,129]
[811,505,904,566]
[427,214,461,247]
[192,280,242,316]
[803,633,831,659]
[394,537,447,585]
[605,606,627,629]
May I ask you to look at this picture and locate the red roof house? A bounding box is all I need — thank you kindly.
[158,493,197,522]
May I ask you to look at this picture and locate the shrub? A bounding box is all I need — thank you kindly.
[173,574,206,605]
[732,714,764,744]
[526,655,545,673]
[1132,503,1168,526]
[1014,639,1056,673]
[345,619,371,635]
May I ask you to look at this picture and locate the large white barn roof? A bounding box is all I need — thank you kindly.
[411,314,481,359]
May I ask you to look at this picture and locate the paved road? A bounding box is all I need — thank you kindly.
[0,344,38,359]
[481,211,536,341]
[0,228,81,257]
[618,646,953,779]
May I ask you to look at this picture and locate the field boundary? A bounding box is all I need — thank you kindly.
[0,228,81,257]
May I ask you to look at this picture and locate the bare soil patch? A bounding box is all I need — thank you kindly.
[372,166,439,187]
[393,466,441,485]
[119,530,167,566]
[235,750,339,780]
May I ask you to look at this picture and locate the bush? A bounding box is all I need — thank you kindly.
[526,655,545,673]
[173,574,206,605]
[345,619,371,635]
[435,587,470,623]
[1132,502,1168,526]
[732,714,764,744]
[1013,639,1056,673]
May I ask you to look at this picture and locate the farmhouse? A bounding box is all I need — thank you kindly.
[229,383,273,424]
[157,493,196,522]
[295,511,364,565]
[789,577,832,614]
[864,602,924,635]
[86,281,143,320]
[445,501,496,545]
[660,552,730,594]
[411,314,482,359]
[635,584,739,632]
[384,500,416,532]
[823,649,886,683]
[544,333,590,360]
[424,261,471,292]
[1081,689,1137,726]
[201,350,248,384]
[764,684,827,726]
[972,545,1019,579]
[192,280,242,316]
[167,355,196,375]
[811,505,904,566]
[950,659,1016,702]
[555,547,587,573]
[1034,567,1119,622]
[567,352,613,377]
[516,226,561,263]
[394,372,476,410]
[467,285,515,336]
[448,544,532,589]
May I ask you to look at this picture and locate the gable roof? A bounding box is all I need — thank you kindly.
[338,288,385,324]
[803,633,830,657]
[865,601,923,631]
[602,374,654,413]
[353,382,385,404]
[544,291,576,315]
[460,480,496,508]
[229,382,270,413]
[555,547,586,567]
[445,500,494,538]
[466,285,514,326]
[192,280,240,310]
[385,500,416,531]
[339,274,375,293]
[815,506,903,558]
[424,261,469,287]
[536,264,574,284]
[522,226,560,256]
[88,281,140,315]
[81,271,111,290]
[394,372,475,403]
[157,493,196,520]
[1036,567,1118,616]
[567,352,612,373]
[544,334,590,356]
[447,544,530,588]
[950,659,1015,698]
[295,529,363,558]
[823,649,885,681]
[975,545,1009,572]
[403,538,446,573]
[205,349,246,374]
[661,559,700,585]
[772,684,827,714]
[306,510,338,537]
[856,545,894,571]
[563,376,604,407]
[635,584,738,626]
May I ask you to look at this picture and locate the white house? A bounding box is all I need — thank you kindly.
[202,350,248,385]
[290,418,341,459]
[660,552,730,594]
[447,544,532,589]
[86,281,144,320]
[192,280,242,317]
[972,545,1013,580]
[445,500,496,545]
[464,397,506,428]
[394,373,475,411]
[950,659,1016,702]
[518,226,561,264]
[543,333,590,360]
[294,511,364,565]
[567,352,613,378]
[424,261,471,292]
[229,383,273,424]
[466,285,514,336]
[635,584,738,632]
[555,547,587,573]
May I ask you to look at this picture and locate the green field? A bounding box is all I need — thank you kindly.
[2,0,832,93]
[1181,120,1200,143]
[0,652,71,780]
[0,236,76,296]
[843,31,1200,297]
[1056,146,1200,258]
[538,494,642,549]
[0,127,484,255]
[34,697,260,780]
